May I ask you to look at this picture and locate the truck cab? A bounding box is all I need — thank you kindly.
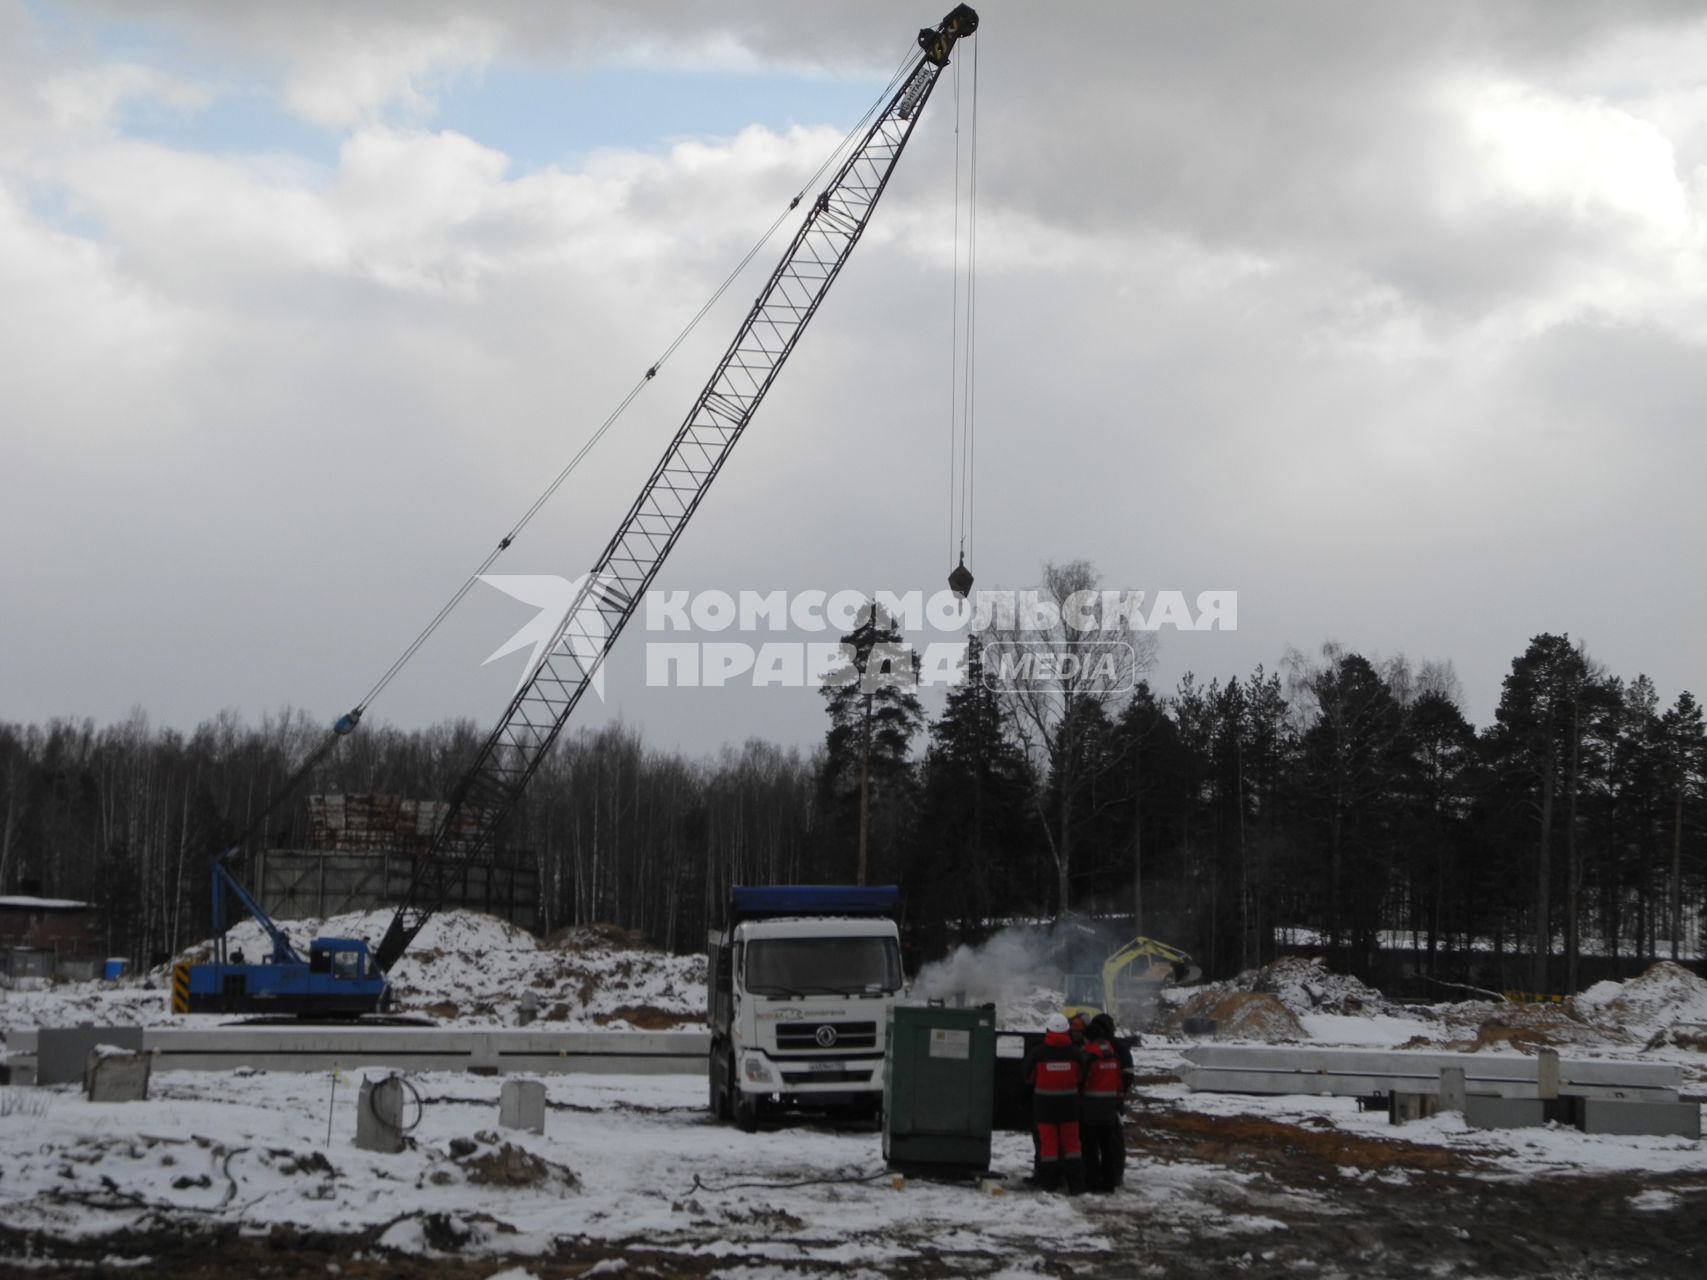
[707,885,902,1130]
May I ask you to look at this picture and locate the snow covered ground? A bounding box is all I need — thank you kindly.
[0,1066,1239,1275]
[3,917,1706,1274]
[0,1039,1703,1277]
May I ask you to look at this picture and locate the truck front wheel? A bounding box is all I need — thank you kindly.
[733,1077,762,1133]
[710,1049,731,1120]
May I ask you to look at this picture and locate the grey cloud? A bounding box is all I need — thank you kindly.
[2,0,1702,752]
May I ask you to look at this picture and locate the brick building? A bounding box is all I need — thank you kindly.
[0,895,101,980]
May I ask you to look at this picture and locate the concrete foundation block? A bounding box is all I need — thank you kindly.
[1465,1095,1546,1129]
[500,1078,546,1134]
[1389,1092,1441,1125]
[1579,1099,1701,1139]
[1439,1067,1467,1112]
[84,1048,151,1102]
[39,1027,144,1086]
[467,1033,501,1075]
[355,1076,407,1153]
[1536,1049,1561,1101]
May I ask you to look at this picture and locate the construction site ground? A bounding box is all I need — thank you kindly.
[2,1038,1704,1280]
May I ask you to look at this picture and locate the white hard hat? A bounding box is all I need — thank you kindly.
[1046,1012,1070,1034]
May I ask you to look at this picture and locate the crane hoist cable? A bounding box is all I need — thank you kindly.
[966,34,980,570]
[946,50,961,581]
[946,34,980,602]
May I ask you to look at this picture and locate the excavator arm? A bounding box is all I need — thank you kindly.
[1064,936,1203,1026]
[1101,936,1203,995]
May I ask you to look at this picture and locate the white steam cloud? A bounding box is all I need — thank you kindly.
[909,925,1071,1029]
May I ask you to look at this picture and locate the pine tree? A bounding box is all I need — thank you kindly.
[1294,649,1405,968]
[1482,634,1604,991]
[817,601,924,885]
[1114,682,1181,940]
[1659,692,1705,959]
[1239,666,1292,968]
[1395,690,1477,982]
[908,636,1035,953]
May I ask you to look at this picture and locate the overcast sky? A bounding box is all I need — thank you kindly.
[2,0,1703,757]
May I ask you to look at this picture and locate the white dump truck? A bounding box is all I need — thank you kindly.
[707,885,904,1130]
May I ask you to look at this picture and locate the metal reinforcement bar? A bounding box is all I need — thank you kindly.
[1180,1045,1682,1102]
[9,1026,711,1085]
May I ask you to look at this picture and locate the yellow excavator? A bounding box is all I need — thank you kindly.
[1062,936,1202,1029]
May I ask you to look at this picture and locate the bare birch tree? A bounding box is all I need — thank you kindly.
[982,560,1156,915]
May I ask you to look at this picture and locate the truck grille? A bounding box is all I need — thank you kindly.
[775,1020,877,1052]
[779,1066,878,1086]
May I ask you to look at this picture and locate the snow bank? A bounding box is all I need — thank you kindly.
[382,912,706,1028]
[0,909,705,1035]
[1574,962,1707,1044]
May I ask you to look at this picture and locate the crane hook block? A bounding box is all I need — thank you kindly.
[334,708,363,736]
[919,5,979,67]
[948,558,974,601]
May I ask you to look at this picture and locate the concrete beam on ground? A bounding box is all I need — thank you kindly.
[1183,1045,1681,1090]
[1180,1046,1679,1101]
[1177,1065,1676,1103]
[11,1025,709,1078]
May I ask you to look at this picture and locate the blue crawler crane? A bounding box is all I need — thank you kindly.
[172,854,387,1017]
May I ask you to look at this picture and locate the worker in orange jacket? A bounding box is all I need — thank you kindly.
[1020,1012,1087,1194]
[1080,1012,1131,1192]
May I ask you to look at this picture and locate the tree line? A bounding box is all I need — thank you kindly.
[1,583,1701,994]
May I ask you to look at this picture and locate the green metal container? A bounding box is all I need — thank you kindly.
[883,1004,996,1172]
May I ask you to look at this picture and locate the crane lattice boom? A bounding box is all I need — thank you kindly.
[375,5,979,973]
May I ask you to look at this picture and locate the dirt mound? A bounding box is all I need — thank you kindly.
[1241,956,1391,1016]
[592,1004,703,1029]
[1434,996,1607,1050]
[456,1140,578,1189]
[1466,1017,1558,1052]
[1176,956,1394,1030]
[546,923,650,952]
[1646,1024,1707,1052]
[1575,961,1707,1042]
[1167,990,1304,1041]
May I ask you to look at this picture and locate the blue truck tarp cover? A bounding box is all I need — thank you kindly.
[728,885,898,922]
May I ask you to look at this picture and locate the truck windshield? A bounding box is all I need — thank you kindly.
[745,936,901,996]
